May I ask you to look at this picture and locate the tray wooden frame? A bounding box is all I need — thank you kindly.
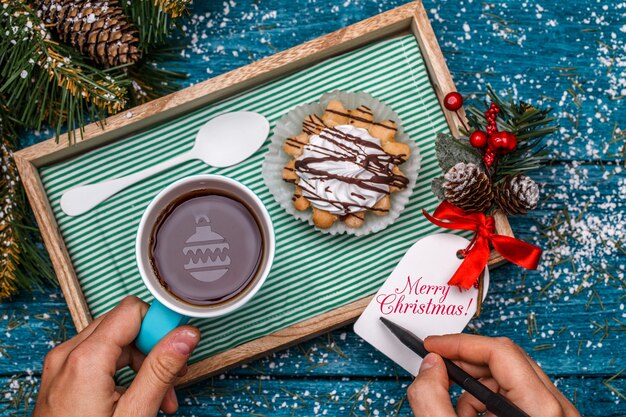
[14,1,513,386]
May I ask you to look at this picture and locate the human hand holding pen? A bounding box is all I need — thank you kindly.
[407,334,580,417]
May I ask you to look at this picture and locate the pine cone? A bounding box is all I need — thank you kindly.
[495,175,539,215]
[443,162,493,213]
[38,0,141,68]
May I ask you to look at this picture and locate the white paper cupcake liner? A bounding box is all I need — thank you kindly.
[262,90,421,236]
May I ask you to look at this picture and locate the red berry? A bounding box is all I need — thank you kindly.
[488,132,506,151]
[444,92,463,111]
[483,150,495,167]
[488,131,517,154]
[490,103,498,109]
[503,132,517,152]
[469,131,488,148]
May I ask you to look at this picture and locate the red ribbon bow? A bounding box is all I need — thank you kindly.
[422,201,542,289]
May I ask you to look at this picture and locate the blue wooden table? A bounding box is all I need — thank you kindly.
[4,1,626,415]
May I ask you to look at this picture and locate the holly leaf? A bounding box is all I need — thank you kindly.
[431,176,446,201]
[435,133,482,173]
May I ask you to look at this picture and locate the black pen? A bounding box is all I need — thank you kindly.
[379,317,530,417]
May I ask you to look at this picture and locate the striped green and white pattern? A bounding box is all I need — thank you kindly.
[39,35,450,382]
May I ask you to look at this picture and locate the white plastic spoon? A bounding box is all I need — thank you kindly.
[60,111,270,216]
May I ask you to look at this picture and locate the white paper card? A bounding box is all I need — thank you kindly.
[354,233,489,375]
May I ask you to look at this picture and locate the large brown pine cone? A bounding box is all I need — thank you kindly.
[38,0,141,68]
[494,175,540,215]
[443,162,493,213]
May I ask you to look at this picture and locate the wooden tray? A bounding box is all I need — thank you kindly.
[15,1,512,386]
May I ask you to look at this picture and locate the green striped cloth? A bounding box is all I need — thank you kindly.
[39,34,450,383]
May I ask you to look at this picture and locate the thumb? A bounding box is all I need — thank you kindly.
[117,326,200,417]
[407,353,456,417]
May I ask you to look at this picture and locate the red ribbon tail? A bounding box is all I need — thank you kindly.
[423,201,542,289]
[421,209,458,231]
[447,236,491,289]
[422,206,484,232]
[491,235,542,270]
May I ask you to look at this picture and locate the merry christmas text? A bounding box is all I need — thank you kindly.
[376,275,472,316]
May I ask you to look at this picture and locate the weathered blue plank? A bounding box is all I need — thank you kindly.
[7,0,626,415]
[175,376,622,417]
[1,374,624,416]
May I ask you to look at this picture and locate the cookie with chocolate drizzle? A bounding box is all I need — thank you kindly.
[281,100,411,229]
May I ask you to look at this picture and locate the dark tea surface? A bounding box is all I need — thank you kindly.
[150,192,263,305]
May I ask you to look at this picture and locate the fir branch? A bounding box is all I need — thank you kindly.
[121,0,191,50]
[0,0,128,142]
[464,84,558,182]
[0,0,190,300]
[0,128,55,300]
[123,47,188,106]
[153,0,189,18]
[465,85,558,141]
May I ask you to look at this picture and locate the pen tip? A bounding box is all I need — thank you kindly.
[379,316,392,327]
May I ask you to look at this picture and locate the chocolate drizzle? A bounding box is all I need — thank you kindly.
[302,115,326,135]
[285,136,307,150]
[325,109,398,131]
[295,126,408,215]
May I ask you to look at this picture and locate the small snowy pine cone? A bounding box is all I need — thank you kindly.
[443,162,493,213]
[495,175,540,215]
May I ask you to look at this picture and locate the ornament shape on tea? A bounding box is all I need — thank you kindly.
[183,215,231,282]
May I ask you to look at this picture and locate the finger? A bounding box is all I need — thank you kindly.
[118,347,187,377]
[117,326,200,417]
[424,334,540,393]
[178,364,189,378]
[161,387,178,414]
[455,377,498,417]
[523,355,579,416]
[426,334,563,417]
[116,345,146,372]
[117,345,185,414]
[69,296,149,375]
[41,314,108,375]
[450,359,491,380]
[448,347,559,397]
[407,353,456,417]
[112,386,127,402]
[60,314,107,350]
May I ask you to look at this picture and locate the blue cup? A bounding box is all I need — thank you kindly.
[134,175,275,354]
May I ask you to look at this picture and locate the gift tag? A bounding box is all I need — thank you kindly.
[354,233,489,375]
